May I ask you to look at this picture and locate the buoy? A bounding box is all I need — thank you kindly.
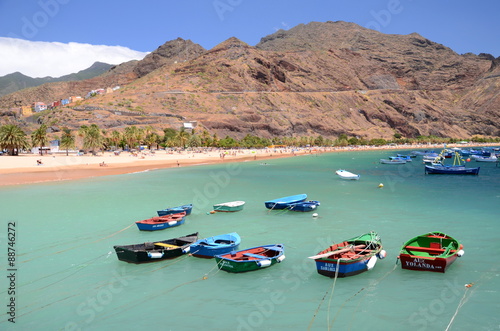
[257,259,272,268]
[378,183,384,188]
[366,256,378,270]
[465,283,474,288]
[377,250,387,259]
[457,249,465,257]
[210,210,216,214]
[312,213,319,218]
[466,158,471,162]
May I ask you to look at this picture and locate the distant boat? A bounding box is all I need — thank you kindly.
[113,232,198,263]
[135,212,186,231]
[215,244,285,273]
[157,204,193,216]
[190,233,241,258]
[397,153,417,159]
[424,150,480,175]
[309,231,385,278]
[395,155,412,162]
[398,231,464,273]
[335,169,360,180]
[287,200,320,212]
[474,155,498,162]
[264,194,307,210]
[213,201,245,212]
[380,157,406,164]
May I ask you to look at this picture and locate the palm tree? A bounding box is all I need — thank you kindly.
[109,130,123,149]
[0,124,29,155]
[201,130,211,147]
[79,124,104,154]
[60,127,75,156]
[124,126,140,151]
[31,124,49,155]
[211,133,219,147]
[176,129,190,148]
[145,132,160,150]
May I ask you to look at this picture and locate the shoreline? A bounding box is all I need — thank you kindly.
[1,143,497,187]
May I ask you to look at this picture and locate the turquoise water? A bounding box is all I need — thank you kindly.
[1,149,499,330]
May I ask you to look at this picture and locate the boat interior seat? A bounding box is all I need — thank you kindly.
[144,242,155,250]
[429,242,441,249]
[243,253,267,259]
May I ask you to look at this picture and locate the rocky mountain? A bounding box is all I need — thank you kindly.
[1,21,499,139]
[0,62,113,97]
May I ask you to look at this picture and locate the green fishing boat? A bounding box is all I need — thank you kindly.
[215,244,285,273]
[398,231,464,273]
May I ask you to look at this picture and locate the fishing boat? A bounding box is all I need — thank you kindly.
[380,157,406,164]
[287,200,320,212]
[474,155,498,163]
[215,244,285,273]
[395,155,412,162]
[264,194,307,210]
[398,231,464,273]
[397,153,417,159]
[424,151,480,175]
[157,203,193,216]
[335,169,360,180]
[113,232,198,263]
[309,231,386,278]
[190,232,241,258]
[212,201,245,212]
[135,212,186,231]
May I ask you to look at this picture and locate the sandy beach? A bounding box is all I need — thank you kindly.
[0,143,496,186]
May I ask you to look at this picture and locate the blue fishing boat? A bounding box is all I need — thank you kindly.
[287,200,320,212]
[190,232,241,258]
[264,194,307,210]
[424,151,480,175]
[157,203,193,216]
[135,212,186,231]
[309,231,386,278]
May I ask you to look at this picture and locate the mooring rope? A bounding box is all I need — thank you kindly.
[444,283,474,331]
[307,258,341,331]
[326,259,342,331]
[329,259,398,329]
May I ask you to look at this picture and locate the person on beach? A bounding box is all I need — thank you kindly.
[37,159,43,165]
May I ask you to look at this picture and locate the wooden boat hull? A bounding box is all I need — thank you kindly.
[264,194,307,210]
[380,159,406,164]
[135,217,185,231]
[157,204,193,216]
[135,212,186,231]
[215,244,285,273]
[398,254,458,273]
[190,233,241,258]
[315,258,377,278]
[113,233,198,263]
[312,232,384,278]
[213,201,245,212]
[335,170,360,180]
[287,200,320,212]
[398,231,464,273]
[425,165,479,175]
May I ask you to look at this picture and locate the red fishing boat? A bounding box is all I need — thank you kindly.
[135,212,186,231]
[398,232,464,273]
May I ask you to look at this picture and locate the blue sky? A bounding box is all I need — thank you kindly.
[1,0,499,77]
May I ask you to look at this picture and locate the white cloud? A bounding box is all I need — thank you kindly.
[0,37,149,77]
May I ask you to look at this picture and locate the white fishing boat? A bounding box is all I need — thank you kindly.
[335,169,360,180]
